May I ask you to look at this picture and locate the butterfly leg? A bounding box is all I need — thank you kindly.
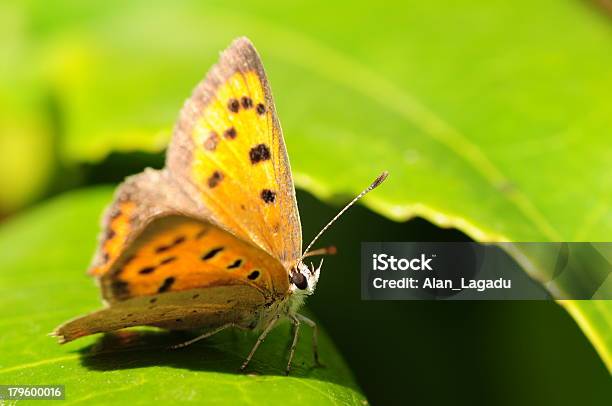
[285,315,301,375]
[240,314,281,372]
[170,323,247,349]
[296,313,323,367]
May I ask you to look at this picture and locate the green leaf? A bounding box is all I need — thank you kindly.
[0,100,55,212]
[0,3,55,212]
[0,188,366,405]
[6,0,612,370]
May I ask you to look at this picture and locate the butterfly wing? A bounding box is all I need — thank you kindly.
[85,166,289,304]
[99,214,289,304]
[88,168,192,277]
[58,169,288,342]
[54,285,266,343]
[167,37,301,269]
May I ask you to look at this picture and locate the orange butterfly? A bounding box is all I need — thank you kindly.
[54,37,387,374]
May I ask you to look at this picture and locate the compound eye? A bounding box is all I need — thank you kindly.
[291,272,308,290]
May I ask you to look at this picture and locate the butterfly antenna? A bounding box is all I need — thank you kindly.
[302,246,337,259]
[299,171,389,262]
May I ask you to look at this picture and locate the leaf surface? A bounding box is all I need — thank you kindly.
[0,188,366,405]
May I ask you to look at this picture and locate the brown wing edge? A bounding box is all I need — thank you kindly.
[166,37,302,267]
[87,168,199,277]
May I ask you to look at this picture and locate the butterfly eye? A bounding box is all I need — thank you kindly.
[291,272,308,290]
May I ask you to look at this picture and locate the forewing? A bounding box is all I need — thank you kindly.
[167,37,301,269]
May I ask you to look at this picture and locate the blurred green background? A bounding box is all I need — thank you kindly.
[1,0,611,404]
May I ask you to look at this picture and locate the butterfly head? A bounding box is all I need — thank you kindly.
[289,260,323,295]
[288,172,389,297]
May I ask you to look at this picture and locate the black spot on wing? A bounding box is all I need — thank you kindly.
[248,270,260,280]
[227,259,243,269]
[202,247,224,260]
[160,256,177,265]
[227,98,240,113]
[158,277,175,293]
[139,266,156,275]
[156,245,171,254]
[224,127,237,139]
[256,103,266,115]
[249,144,271,164]
[155,236,186,253]
[208,171,224,188]
[241,96,253,109]
[260,189,276,204]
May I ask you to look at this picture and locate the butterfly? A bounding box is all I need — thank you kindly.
[53,37,387,374]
